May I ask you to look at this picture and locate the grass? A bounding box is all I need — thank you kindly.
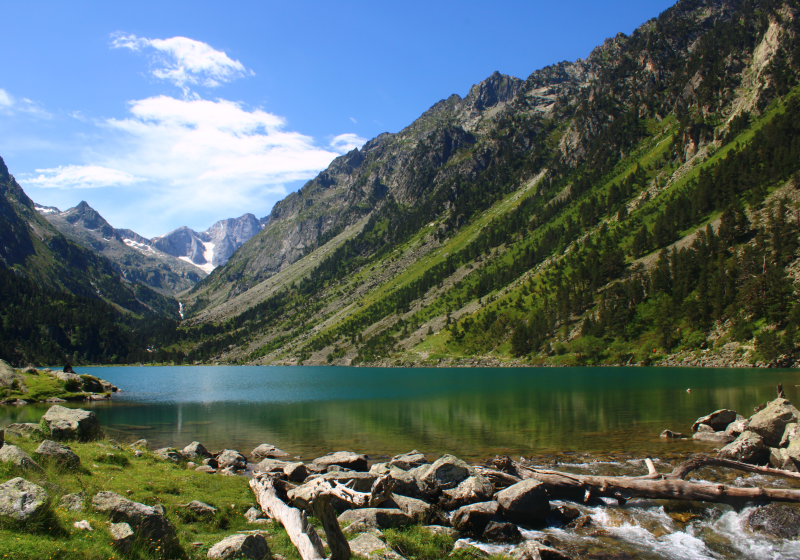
[4,370,85,402]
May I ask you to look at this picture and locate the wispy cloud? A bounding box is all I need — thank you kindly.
[111,33,252,90]
[349,116,357,124]
[24,165,142,189]
[330,133,367,154]
[0,88,51,118]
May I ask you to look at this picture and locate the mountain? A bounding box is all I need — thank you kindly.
[169,0,800,369]
[38,201,205,296]
[152,214,263,274]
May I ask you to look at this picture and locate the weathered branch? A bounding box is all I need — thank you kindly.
[668,456,800,481]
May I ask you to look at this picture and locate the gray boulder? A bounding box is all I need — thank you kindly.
[389,450,428,470]
[0,444,44,472]
[256,458,289,473]
[34,439,81,469]
[182,441,212,459]
[482,520,522,544]
[251,443,290,459]
[718,431,770,464]
[312,450,368,472]
[769,447,797,471]
[510,540,572,560]
[725,417,750,439]
[283,462,308,482]
[452,540,489,558]
[692,409,737,432]
[348,532,405,560]
[154,448,183,463]
[0,478,50,521]
[207,533,271,559]
[42,405,103,441]
[92,491,181,554]
[5,423,43,438]
[692,431,734,444]
[451,501,499,535]
[109,522,135,554]
[423,525,460,539]
[0,359,19,388]
[60,492,85,512]
[384,494,434,522]
[389,467,427,500]
[180,500,217,517]
[496,479,551,524]
[747,503,800,539]
[416,454,471,494]
[441,474,494,510]
[781,423,800,447]
[216,449,247,470]
[370,462,408,476]
[245,507,268,524]
[748,398,800,447]
[338,508,414,530]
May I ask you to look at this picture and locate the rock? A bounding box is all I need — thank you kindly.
[370,462,408,476]
[452,540,489,558]
[283,462,308,482]
[769,447,797,471]
[725,418,750,439]
[109,522,135,554]
[131,439,149,450]
[311,450,368,472]
[384,494,434,522]
[182,441,212,459]
[496,479,551,524]
[348,532,405,560]
[441,474,494,510]
[416,454,472,495]
[187,461,198,469]
[180,500,217,517]
[245,507,268,523]
[207,533,271,559]
[389,450,428,470]
[781,423,800,447]
[60,492,85,511]
[251,443,290,459]
[44,397,67,403]
[748,398,800,447]
[338,508,414,529]
[390,467,427,499]
[660,430,684,438]
[0,478,50,521]
[482,520,522,543]
[692,431,734,444]
[42,405,103,441]
[196,465,217,474]
[5,423,43,438]
[256,458,289,473]
[219,466,238,476]
[510,540,572,560]
[92,491,181,554]
[0,444,44,472]
[423,525,460,539]
[217,449,247,470]
[718,431,770,464]
[694,424,715,433]
[73,520,93,531]
[451,501,499,535]
[552,505,581,524]
[747,503,800,539]
[203,457,220,468]
[692,409,737,432]
[34,439,81,469]
[154,448,183,462]
[0,359,18,388]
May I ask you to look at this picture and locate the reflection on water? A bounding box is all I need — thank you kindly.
[2,366,799,461]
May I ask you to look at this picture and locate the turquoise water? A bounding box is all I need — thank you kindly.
[3,365,798,461]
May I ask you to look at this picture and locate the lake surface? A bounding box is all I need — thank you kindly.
[3,365,799,461]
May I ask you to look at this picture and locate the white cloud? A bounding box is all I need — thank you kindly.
[0,89,12,108]
[330,133,367,154]
[25,165,143,189]
[0,88,50,118]
[349,116,357,124]
[111,33,251,89]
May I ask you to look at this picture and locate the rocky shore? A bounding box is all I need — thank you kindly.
[0,359,119,404]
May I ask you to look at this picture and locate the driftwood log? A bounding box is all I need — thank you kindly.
[249,472,394,560]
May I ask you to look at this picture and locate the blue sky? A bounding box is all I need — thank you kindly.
[1,0,675,237]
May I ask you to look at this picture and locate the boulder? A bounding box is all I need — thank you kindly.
[423,525,460,539]
[311,450,368,472]
[92,491,181,554]
[496,479,551,524]
[692,409,737,432]
[5,423,43,438]
[384,494,434,522]
[203,457,220,468]
[207,533,271,559]
[131,439,149,450]
[482,520,522,544]
[370,462,408,476]
[769,447,797,471]
[109,522,135,554]
[416,454,472,494]
[747,503,800,539]
[717,431,770,464]
[389,467,427,500]
[692,431,734,444]
[42,405,103,441]
[251,443,290,459]
[694,424,714,433]
[256,458,289,473]
[725,418,750,439]
[781,423,800,448]
[441,474,494,510]
[452,540,489,557]
[283,462,308,482]
[0,478,50,521]
[0,359,18,388]
[510,540,572,560]
[34,439,81,469]
[0,444,44,472]
[451,501,499,535]
[60,492,85,512]
[180,500,217,517]
[245,507,268,524]
[347,532,405,560]
[216,449,247,470]
[338,508,414,530]
[153,448,183,463]
[195,465,217,474]
[389,450,428,470]
[748,398,800,447]
[182,441,212,459]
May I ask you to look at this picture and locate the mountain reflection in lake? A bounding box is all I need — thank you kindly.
[2,365,798,461]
